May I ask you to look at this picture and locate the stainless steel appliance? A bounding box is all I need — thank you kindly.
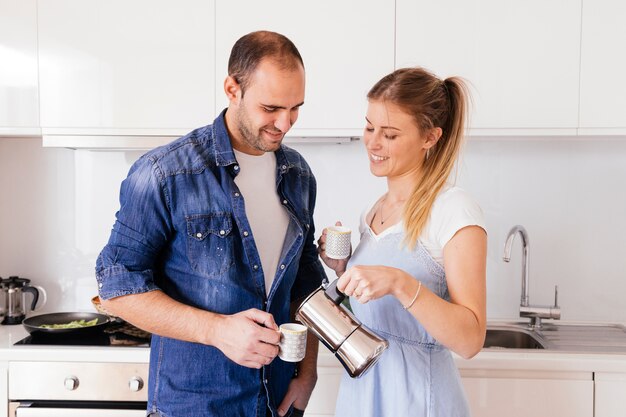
[10,325,151,416]
[0,276,47,325]
[8,361,148,416]
[296,280,388,378]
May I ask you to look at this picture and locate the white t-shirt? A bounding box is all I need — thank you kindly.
[366,185,485,266]
[233,149,290,295]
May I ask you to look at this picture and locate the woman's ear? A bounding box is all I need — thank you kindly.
[424,127,443,150]
[224,75,241,103]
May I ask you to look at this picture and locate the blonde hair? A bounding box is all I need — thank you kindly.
[367,67,470,249]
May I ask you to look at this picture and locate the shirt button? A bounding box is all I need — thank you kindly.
[280,264,286,270]
[233,165,239,171]
[282,199,288,205]
[263,379,268,384]
[243,231,249,237]
[219,230,225,236]
[253,265,259,270]
[98,283,103,288]
[196,232,203,238]
[234,192,240,197]
[281,165,287,170]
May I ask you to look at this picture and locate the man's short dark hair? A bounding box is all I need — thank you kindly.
[228,30,304,95]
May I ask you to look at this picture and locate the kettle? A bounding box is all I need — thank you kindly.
[0,276,47,325]
[295,279,388,378]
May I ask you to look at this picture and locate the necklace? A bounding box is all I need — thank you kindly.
[378,197,404,225]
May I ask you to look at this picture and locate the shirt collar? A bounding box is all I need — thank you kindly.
[211,109,237,167]
[211,108,296,174]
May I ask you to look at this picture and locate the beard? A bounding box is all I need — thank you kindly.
[235,101,283,153]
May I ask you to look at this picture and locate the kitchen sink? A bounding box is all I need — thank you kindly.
[484,328,546,349]
[482,321,626,353]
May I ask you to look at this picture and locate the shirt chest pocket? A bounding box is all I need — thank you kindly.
[186,213,234,278]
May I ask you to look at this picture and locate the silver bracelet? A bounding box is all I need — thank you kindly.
[403,280,422,310]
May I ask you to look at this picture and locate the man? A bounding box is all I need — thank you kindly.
[96,31,326,417]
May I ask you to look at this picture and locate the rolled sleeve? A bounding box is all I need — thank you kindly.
[95,154,172,300]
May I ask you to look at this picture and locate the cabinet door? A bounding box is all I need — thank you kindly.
[461,370,593,417]
[0,0,39,135]
[38,0,214,135]
[595,372,626,417]
[305,365,343,416]
[396,0,581,135]
[579,1,626,134]
[215,0,395,137]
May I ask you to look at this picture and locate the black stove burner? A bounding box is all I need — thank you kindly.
[14,321,151,347]
[16,332,113,346]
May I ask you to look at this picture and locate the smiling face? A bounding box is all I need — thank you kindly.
[364,99,434,179]
[224,58,305,155]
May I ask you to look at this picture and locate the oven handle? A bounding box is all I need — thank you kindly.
[10,402,145,417]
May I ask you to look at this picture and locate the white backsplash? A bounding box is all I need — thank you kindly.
[1,136,625,322]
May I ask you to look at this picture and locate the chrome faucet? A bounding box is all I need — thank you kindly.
[503,225,560,328]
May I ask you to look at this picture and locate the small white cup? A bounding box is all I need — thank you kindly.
[278,323,308,362]
[325,226,352,260]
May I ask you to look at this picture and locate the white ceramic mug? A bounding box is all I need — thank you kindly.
[278,323,308,362]
[325,226,352,260]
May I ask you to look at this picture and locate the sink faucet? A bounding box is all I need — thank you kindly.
[503,225,560,328]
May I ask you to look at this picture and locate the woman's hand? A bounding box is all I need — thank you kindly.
[317,221,350,276]
[337,265,409,304]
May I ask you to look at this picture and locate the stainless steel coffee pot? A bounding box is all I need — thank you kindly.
[296,279,388,378]
[0,276,46,325]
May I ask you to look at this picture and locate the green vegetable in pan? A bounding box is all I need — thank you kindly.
[40,318,99,329]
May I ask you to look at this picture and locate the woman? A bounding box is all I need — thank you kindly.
[318,67,487,416]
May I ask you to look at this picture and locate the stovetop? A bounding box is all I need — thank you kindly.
[14,321,151,347]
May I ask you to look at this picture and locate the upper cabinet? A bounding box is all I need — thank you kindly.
[37,0,215,136]
[214,0,395,137]
[0,0,40,136]
[3,1,625,143]
[396,0,582,136]
[579,0,626,135]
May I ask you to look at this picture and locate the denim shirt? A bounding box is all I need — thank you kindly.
[96,110,327,417]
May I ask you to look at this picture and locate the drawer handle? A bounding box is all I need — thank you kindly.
[129,376,144,392]
[64,376,79,391]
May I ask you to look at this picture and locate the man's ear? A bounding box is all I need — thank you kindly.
[424,127,443,150]
[224,75,241,103]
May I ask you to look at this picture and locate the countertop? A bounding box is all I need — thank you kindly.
[3,321,626,373]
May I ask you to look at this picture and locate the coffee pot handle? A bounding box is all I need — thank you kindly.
[23,286,39,311]
[324,279,346,304]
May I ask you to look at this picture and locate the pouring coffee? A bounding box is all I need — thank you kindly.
[295,279,388,378]
[0,276,47,325]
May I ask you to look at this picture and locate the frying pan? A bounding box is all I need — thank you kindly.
[22,312,112,336]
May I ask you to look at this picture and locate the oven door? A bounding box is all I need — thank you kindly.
[10,401,146,417]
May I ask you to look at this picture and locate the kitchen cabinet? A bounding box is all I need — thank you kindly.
[304,365,343,416]
[37,0,215,136]
[214,0,395,138]
[396,0,581,136]
[594,372,626,417]
[0,0,39,136]
[460,369,593,417]
[579,0,626,135]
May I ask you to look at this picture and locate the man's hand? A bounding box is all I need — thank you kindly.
[277,372,317,416]
[213,308,281,368]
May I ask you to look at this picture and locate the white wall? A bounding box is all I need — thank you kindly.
[1,136,625,322]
